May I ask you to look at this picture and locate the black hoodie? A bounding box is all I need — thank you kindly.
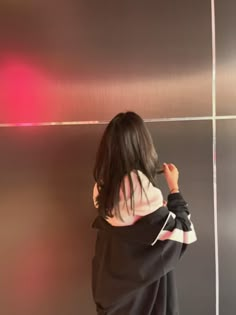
[92,192,197,315]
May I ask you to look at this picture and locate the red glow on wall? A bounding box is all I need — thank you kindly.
[9,241,56,311]
[0,55,51,124]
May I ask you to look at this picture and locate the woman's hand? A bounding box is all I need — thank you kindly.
[163,163,179,193]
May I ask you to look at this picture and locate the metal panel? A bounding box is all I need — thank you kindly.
[0,1,212,123]
[216,0,236,115]
[0,125,105,315]
[0,120,215,314]
[216,119,236,314]
[148,120,215,315]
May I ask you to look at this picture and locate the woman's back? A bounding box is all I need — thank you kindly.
[92,112,197,315]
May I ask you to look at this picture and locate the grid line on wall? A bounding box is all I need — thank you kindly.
[0,115,236,128]
[211,0,219,314]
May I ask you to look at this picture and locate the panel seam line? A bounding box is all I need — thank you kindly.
[211,1,219,315]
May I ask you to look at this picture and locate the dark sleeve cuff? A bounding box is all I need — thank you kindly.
[167,192,183,200]
[167,192,189,214]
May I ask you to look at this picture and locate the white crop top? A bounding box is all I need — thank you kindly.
[93,170,164,227]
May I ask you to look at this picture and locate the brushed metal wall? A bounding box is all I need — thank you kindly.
[0,122,214,315]
[216,0,236,115]
[149,121,215,315]
[217,120,236,314]
[0,1,212,123]
[0,125,101,315]
[215,1,236,314]
[0,1,235,315]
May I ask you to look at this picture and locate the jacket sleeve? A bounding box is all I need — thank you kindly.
[151,192,197,274]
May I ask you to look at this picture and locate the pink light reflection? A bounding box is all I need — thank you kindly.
[9,240,56,312]
[14,122,35,127]
[0,55,51,124]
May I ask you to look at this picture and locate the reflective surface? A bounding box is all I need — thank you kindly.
[1,0,236,314]
[0,121,215,315]
[148,121,215,315]
[0,1,212,123]
[0,124,104,315]
[217,119,236,314]
[216,0,236,115]
[0,127,90,314]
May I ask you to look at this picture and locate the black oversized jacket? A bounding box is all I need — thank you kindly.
[92,193,197,315]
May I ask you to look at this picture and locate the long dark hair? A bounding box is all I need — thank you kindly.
[93,112,161,220]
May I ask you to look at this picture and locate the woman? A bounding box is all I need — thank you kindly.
[92,111,197,315]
